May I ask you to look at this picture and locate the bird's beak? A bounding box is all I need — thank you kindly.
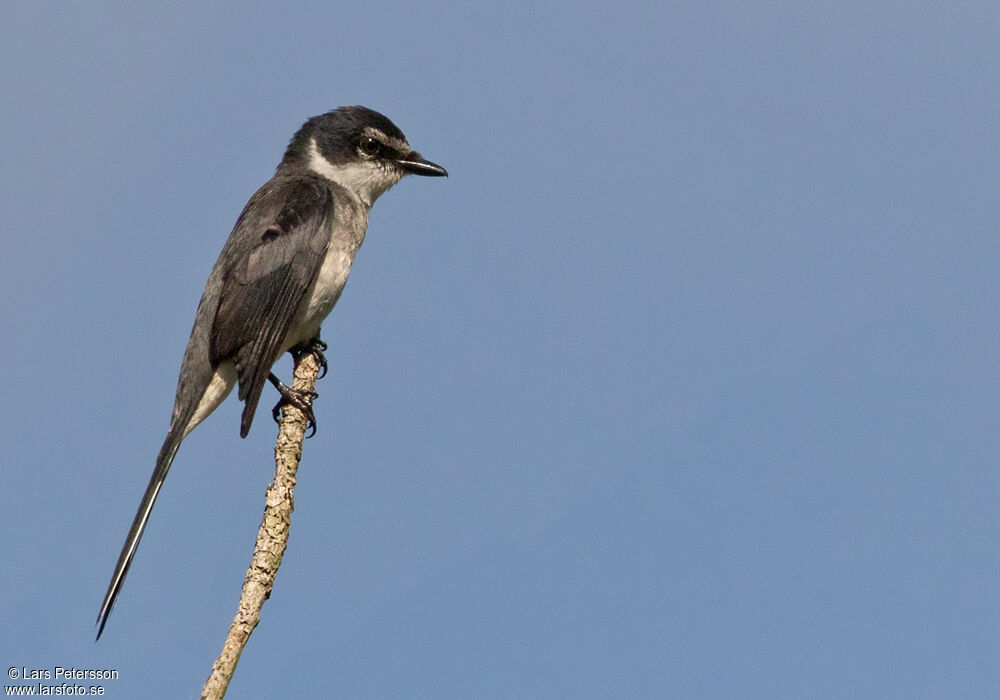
[396,151,448,177]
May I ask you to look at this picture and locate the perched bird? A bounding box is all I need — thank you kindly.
[97,106,447,639]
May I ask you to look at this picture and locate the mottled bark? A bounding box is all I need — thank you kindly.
[200,352,320,700]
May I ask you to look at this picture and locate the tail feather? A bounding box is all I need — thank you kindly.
[95,428,184,640]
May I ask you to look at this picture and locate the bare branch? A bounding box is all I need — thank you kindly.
[200,352,321,700]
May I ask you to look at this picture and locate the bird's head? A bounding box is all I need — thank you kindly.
[281,105,447,207]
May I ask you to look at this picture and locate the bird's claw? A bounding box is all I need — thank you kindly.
[268,373,319,437]
[294,338,329,379]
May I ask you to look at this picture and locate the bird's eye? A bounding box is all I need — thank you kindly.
[359,136,381,157]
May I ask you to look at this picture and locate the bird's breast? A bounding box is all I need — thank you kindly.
[286,199,368,349]
[310,242,355,313]
[287,242,355,347]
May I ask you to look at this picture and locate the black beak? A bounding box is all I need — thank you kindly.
[397,151,448,177]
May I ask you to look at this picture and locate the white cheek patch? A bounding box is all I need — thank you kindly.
[307,138,345,182]
[307,138,403,208]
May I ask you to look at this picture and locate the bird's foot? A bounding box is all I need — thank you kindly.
[268,372,319,437]
[293,338,329,379]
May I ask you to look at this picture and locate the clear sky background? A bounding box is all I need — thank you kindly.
[2,2,998,698]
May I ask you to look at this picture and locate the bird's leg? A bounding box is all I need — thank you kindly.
[268,372,319,437]
[291,337,329,379]
[270,337,328,436]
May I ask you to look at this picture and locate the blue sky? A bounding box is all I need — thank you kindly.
[2,2,999,697]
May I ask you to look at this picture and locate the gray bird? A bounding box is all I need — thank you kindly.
[96,106,447,639]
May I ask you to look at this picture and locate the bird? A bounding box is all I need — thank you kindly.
[96,106,447,639]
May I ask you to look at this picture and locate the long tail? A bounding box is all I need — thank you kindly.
[95,425,185,640]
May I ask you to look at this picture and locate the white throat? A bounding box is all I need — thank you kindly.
[307,138,402,208]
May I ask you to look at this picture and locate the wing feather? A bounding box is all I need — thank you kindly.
[208,176,333,437]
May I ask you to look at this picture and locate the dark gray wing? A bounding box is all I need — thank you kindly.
[209,176,333,437]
